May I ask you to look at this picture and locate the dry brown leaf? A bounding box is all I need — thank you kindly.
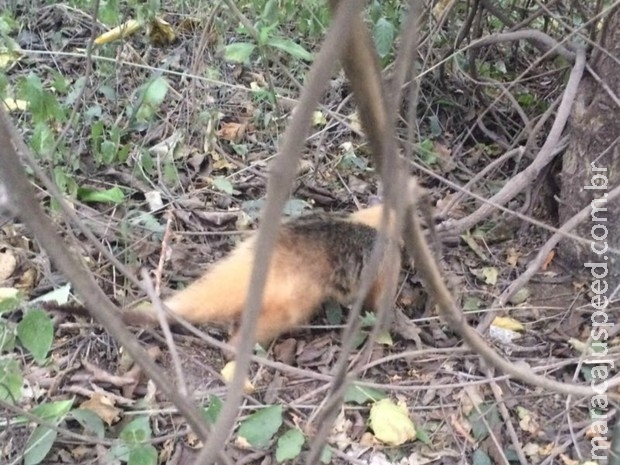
[331,411,353,450]
[178,18,203,34]
[541,250,555,271]
[217,121,248,142]
[449,414,475,444]
[455,385,483,417]
[505,247,521,267]
[80,393,122,425]
[359,432,376,446]
[433,0,454,17]
[516,406,540,434]
[559,454,579,465]
[246,71,267,88]
[70,445,92,460]
[16,267,37,290]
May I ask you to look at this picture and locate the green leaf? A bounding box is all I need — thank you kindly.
[463,296,482,312]
[143,76,169,107]
[120,417,152,444]
[345,384,387,404]
[139,150,155,175]
[261,0,278,24]
[30,122,55,157]
[282,198,311,216]
[71,409,105,438]
[241,198,265,220]
[373,17,395,58]
[52,167,78,198]
[0,320,16,352]
[324,301,343,325]
[203,395,223,425]
[31,283,71,305]
[65,76,86,106]
[258,23,279,46]
[320,446,332,464]
[418,138,438,165]
[224,42,256,64]
[472,448,493,465]
[125,212,166,236]
[0,287,21,313]
[266,37,313,61]
[24,425,57,465]
[243,197,312,218]
[30,399,74,422]
[100,139,118,164]
[51,71,70,93]
[108,443,130,462]
[17,309,54,364]
[276,428,304,463]
[18,74,58,124]
[78,186,125,204]
[238,405,283,448]
[468,404,501,440]
[415,425,431,444]
[360,312,377,328]
[0,358,22,403]
[211,176,234,195]
[128,444,157,465]
[163,162,179,186]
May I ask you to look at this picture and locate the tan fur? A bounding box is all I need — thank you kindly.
[149,205,400,346]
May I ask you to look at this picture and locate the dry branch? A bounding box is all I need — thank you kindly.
[191,0,366,463]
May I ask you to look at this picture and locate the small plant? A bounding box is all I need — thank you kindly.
[223,0,314,67]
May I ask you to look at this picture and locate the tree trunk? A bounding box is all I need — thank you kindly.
[558,6,620,297]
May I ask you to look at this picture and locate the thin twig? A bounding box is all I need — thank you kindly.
[141,269,188,397]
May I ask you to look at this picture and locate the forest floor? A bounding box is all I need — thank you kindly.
[0,2,601,464]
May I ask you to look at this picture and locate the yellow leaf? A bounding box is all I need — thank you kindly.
[0,38,23,69]
[481,266,498,285]
[178,18,202,34]
[491,316,524,332]
[369,398,416,446]
[2,98,28,111]
[0,287,19,300]
[433,0,454,17]
[95,20,142,45]
[221,361,254,393]
[148,17,176,47]
[375,329,393,346]
[568,338,588,354]
[312,110,327,126]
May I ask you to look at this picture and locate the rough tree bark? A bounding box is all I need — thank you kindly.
[558,6,620,296]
